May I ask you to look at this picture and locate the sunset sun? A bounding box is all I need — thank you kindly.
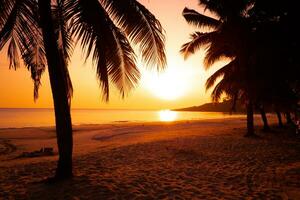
[143,66,189,100]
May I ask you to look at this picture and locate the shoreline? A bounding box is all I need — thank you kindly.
[0,118,247,161]
[0,116,275,166]
[0,113,250,130]
[0,109,250,129]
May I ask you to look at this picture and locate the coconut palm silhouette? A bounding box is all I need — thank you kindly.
[0,0,166,180]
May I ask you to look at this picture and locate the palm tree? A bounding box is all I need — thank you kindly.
[0,0,166,180]
[256,104,270,131]
[275,111,284,128]
[253,0,300,127]
[180,1,256,136]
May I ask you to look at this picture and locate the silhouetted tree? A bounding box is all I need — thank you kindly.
[180,0,257,136]
[276,111,284,128]
[256,104,270,131]
[181,0,300,136]
[0,0,166,180]
[252,0,300,123]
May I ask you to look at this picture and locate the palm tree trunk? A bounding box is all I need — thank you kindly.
[259,106,270,131]
[276,111,283,128]
[38,0,73,179]
[285,112,293,125]
[245,100,255,136]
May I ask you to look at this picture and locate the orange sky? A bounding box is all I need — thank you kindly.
[0,0,223,110]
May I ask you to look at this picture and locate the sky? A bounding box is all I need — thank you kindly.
[0,0,223,110]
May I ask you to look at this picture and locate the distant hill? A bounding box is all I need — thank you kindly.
[174,100,245,113]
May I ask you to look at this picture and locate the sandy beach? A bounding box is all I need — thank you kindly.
[1,116,300,199]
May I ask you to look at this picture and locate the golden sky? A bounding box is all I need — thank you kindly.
[0,0,223,110]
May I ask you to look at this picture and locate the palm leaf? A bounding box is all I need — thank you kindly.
[7,36,19,69]
[0,0,47,100]
[211,78,227,102]
[71,0,140,100]
[205,60,235,90]
[0,0,15,26]
[101,0,166,71]
[0,0,18,50]
[182,7,220,29]
[180,31,216,59]
[53,0,74,100]
[199,0,251,19]
[53,0,74,63]
[204,40,234,69]
[210,67,243,103]
[16,0,47,100]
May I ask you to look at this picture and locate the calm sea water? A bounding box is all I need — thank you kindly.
[0,108,245,128]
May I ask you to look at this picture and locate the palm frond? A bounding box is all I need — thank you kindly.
[53,0,74,100]
[53,0,74,64]
[0,0,18,50]
[71,0,140,100]
[199,0,225,19]
[101,0,166,71]
[210,68,244,103]
[0,0,15,27]
[182,7,220,29]
[205,60,235,90]
[180,31,216,59]
[16,0,47,100]
[199,0,251,19]
[7,36,19,69]
[0,0,47,100]
[211,78,227,102]
[204,41,234,69]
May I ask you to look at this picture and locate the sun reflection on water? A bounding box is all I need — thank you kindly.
[158,110,177,122]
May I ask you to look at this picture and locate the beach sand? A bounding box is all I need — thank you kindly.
[1,116,300,199]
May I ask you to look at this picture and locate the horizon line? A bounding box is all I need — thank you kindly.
[0,107,171,111]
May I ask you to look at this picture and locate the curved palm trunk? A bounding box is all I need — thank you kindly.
[38,0,73,179]
[276,111,283,128]
[245,100,255,136]
[259,106,270,131]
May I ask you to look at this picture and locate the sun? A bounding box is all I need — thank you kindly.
[142,66,189,100]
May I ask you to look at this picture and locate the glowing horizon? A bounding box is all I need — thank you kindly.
[0,0,225,110]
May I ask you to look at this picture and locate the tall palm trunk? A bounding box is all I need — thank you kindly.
[285,112,293,125]
[259,106,270,131]
[38,0,73,179]
[276,111,283,128]
[245,100,255,136]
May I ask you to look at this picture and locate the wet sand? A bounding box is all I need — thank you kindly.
[1,117,300,199]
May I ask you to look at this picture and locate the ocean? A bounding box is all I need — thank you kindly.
[0,108,245,128]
